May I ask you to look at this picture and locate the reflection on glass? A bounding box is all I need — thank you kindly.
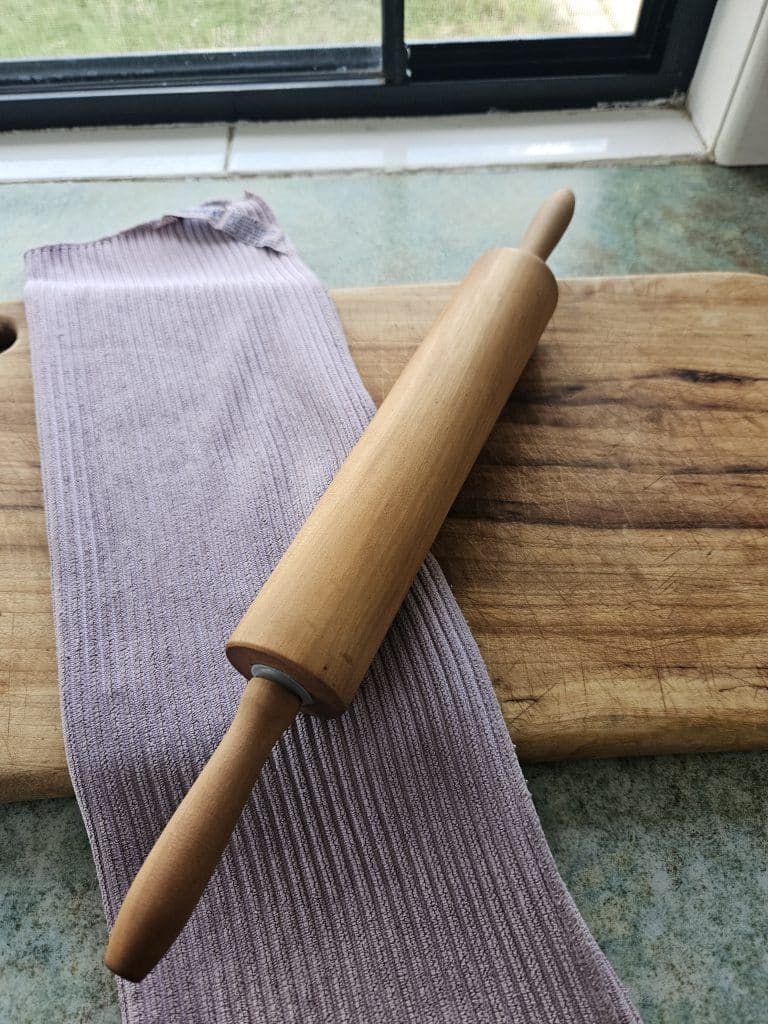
[406,0,643,42]
[1,0,380,59]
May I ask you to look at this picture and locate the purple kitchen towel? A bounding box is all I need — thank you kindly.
[25,195,640,1023]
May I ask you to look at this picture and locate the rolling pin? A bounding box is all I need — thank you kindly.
[104,188,575,982]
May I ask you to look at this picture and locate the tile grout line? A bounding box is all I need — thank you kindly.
[223,124,235,174]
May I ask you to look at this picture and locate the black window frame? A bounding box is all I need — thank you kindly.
[0,0,717,130]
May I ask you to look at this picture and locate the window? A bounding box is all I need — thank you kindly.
[0,0,717,129]
[405,1,645,41]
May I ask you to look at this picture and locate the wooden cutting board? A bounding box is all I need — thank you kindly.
[2,273,768,802]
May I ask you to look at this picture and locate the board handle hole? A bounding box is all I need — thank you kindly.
[0,319,17,353]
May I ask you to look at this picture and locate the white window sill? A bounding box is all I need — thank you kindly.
[0,108,707,183]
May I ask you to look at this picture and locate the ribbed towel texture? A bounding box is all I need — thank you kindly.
[25,195,640,1024]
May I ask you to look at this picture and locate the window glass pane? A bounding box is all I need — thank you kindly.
[2,1,380,59]
[406,1,644,42]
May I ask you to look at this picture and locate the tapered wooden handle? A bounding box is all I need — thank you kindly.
[104,676,299,982]
[519,188,575,261]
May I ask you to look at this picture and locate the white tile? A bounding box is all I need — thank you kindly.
[230,109,706,175]
[0,110,706,183]
[0,125,229,181]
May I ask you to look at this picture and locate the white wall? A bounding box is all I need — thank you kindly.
[688,0,768,165]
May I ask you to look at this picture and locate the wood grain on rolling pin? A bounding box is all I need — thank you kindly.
[2,273,768,800]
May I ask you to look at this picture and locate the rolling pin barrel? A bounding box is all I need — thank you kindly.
[226,245,559,714]
[105,188,575,983]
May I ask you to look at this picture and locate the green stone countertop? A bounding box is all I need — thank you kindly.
[2,164,767,1023]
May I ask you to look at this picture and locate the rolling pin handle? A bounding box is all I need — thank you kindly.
[519,188,575,262]
[103,675,300,982]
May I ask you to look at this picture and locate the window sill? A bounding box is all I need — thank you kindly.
[0,107,707,183]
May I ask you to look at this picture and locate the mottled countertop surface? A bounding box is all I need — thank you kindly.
[2,164,767,1023]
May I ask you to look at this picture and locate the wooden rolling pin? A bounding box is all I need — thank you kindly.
[104,189,575,982]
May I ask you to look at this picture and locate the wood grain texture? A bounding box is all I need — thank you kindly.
[2,274,768,800]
